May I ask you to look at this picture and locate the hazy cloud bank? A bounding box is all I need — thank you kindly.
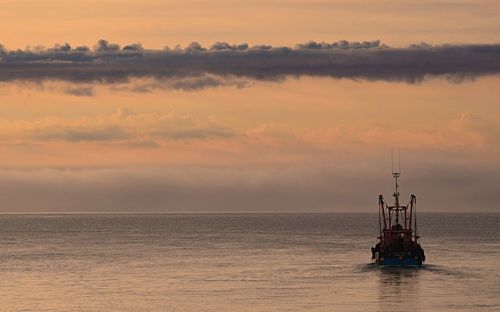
[0,107,232,143]
[1,161,499,213]
[1,40,499,91]
[0,108,498,212]
[0,109,498,149]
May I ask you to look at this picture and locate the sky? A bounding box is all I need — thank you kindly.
[1,0,500,212]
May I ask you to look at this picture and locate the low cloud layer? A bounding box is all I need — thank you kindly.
[1,40,500,90]
[1,109,498,149]
[0,110,499,212]
[0,107,232,143]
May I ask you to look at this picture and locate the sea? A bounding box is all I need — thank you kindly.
[0,213,498,311]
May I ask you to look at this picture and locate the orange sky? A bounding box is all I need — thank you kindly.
[1,1,500,212]
[1,0,499,49]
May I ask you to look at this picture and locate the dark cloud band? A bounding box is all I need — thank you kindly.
[1,40,499,86]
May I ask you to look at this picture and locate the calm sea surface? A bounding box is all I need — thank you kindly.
[0,213,499,311]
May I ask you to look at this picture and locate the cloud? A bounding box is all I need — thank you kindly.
[123,75,248,92]
[0,111,499,212]
[64,86,94,96]
[0,108,497,152]
[453,112,500,146]
[296,39,384,50]
[0,108,233,143]
[245,112,500,152]
[94,39,121,52]
[1,40,499,90]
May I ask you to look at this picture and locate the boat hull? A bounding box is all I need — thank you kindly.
[376,256,422,266]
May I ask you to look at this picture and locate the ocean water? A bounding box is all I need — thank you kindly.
[0,213,498,311]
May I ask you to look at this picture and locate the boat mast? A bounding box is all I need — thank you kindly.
[392,149,401,226]
[414,197,418,241]
[378,195,387,238]
[373,152,425,265]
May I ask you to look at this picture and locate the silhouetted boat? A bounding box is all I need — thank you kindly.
[371,167,425,266]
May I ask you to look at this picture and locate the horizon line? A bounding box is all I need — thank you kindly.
[0,211,497,215]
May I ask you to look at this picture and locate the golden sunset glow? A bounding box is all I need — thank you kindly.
[2,2,500,312]
[0,0,499,212]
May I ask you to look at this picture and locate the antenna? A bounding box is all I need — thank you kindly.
[398,147,401,174]
[392,148,400,207]
[391,149,394,173]
[391,148,401,176]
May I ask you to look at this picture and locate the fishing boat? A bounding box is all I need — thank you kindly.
[371,167,425,266]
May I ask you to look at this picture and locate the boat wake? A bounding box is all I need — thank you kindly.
[355,263,476,278]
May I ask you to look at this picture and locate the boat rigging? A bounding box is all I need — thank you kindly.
[371,155,425,266]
